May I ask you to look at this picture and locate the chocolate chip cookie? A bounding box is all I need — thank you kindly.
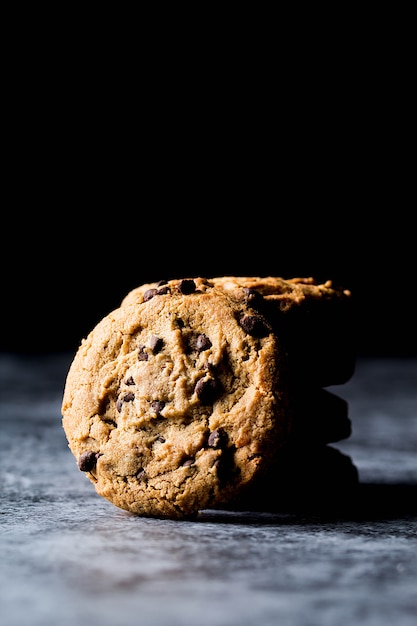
[62,278,291,519]
[211,276,356,387]
[123,276,355,387]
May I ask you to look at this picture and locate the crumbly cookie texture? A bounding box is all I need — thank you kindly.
[122,276,351,309]
[123,276,355,387]
[62,278,291,519]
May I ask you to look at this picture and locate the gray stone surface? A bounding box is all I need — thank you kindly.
[1,354,416,626]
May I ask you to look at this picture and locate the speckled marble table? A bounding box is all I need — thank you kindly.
[1,354,416,626]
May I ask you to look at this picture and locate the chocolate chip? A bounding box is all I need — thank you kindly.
[149,335,163,354]
[208,428,227,448]
[186,333,212,353]
[156,436,166,443]
[178,279,196,294]
[195,377,222,404]
[116,392,135,412]
[143,288,158,302]
[78,450,98,472]
[125,376,135,385]
[138,345,148,361]
[143,282,170,301]
[196,334,212,351]
[137,468,146,480]
[243,288,264,306]
[239,313,270,337]
[182,458,194,467]
[151,400,165,416]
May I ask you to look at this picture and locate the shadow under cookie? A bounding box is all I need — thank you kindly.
[223,444,360,514]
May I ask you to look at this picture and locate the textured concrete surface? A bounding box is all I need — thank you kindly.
[1,354,416,626]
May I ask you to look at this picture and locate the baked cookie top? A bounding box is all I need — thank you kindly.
[210,275,352,310]
[122,275,355,387]
[62,277,291,519]
[122,276,351,311]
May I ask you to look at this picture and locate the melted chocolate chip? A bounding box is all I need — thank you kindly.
[186,333,212,353]
[178,279,196,294]
[142,283,171,301]
[151,400,165,416]
[182,458,194,467]
[125,376,135,385]
[208,428,227,448]
[239,313,270,337]
[195,377,222,404]
[143,288,158,302]
[116,392,135,412]
[138,345,148,361]
[78,450,98,472]
[149,335,163,354]
[196,334,212,351]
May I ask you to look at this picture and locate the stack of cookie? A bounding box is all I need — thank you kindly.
[62,276,358,519]
[209,277,359,512]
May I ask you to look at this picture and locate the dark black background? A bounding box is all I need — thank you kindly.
[2,205,415,358]
[2,39,415,359]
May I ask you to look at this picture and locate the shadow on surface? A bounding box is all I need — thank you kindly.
[199,483,417,525]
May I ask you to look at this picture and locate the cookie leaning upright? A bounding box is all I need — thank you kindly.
[62,277,291,519]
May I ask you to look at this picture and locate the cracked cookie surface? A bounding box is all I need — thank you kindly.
[62,278,291,519]
[123,276,355,387]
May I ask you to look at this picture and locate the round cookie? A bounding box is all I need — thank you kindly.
[122,276,355,387]
[62,277,292,519]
